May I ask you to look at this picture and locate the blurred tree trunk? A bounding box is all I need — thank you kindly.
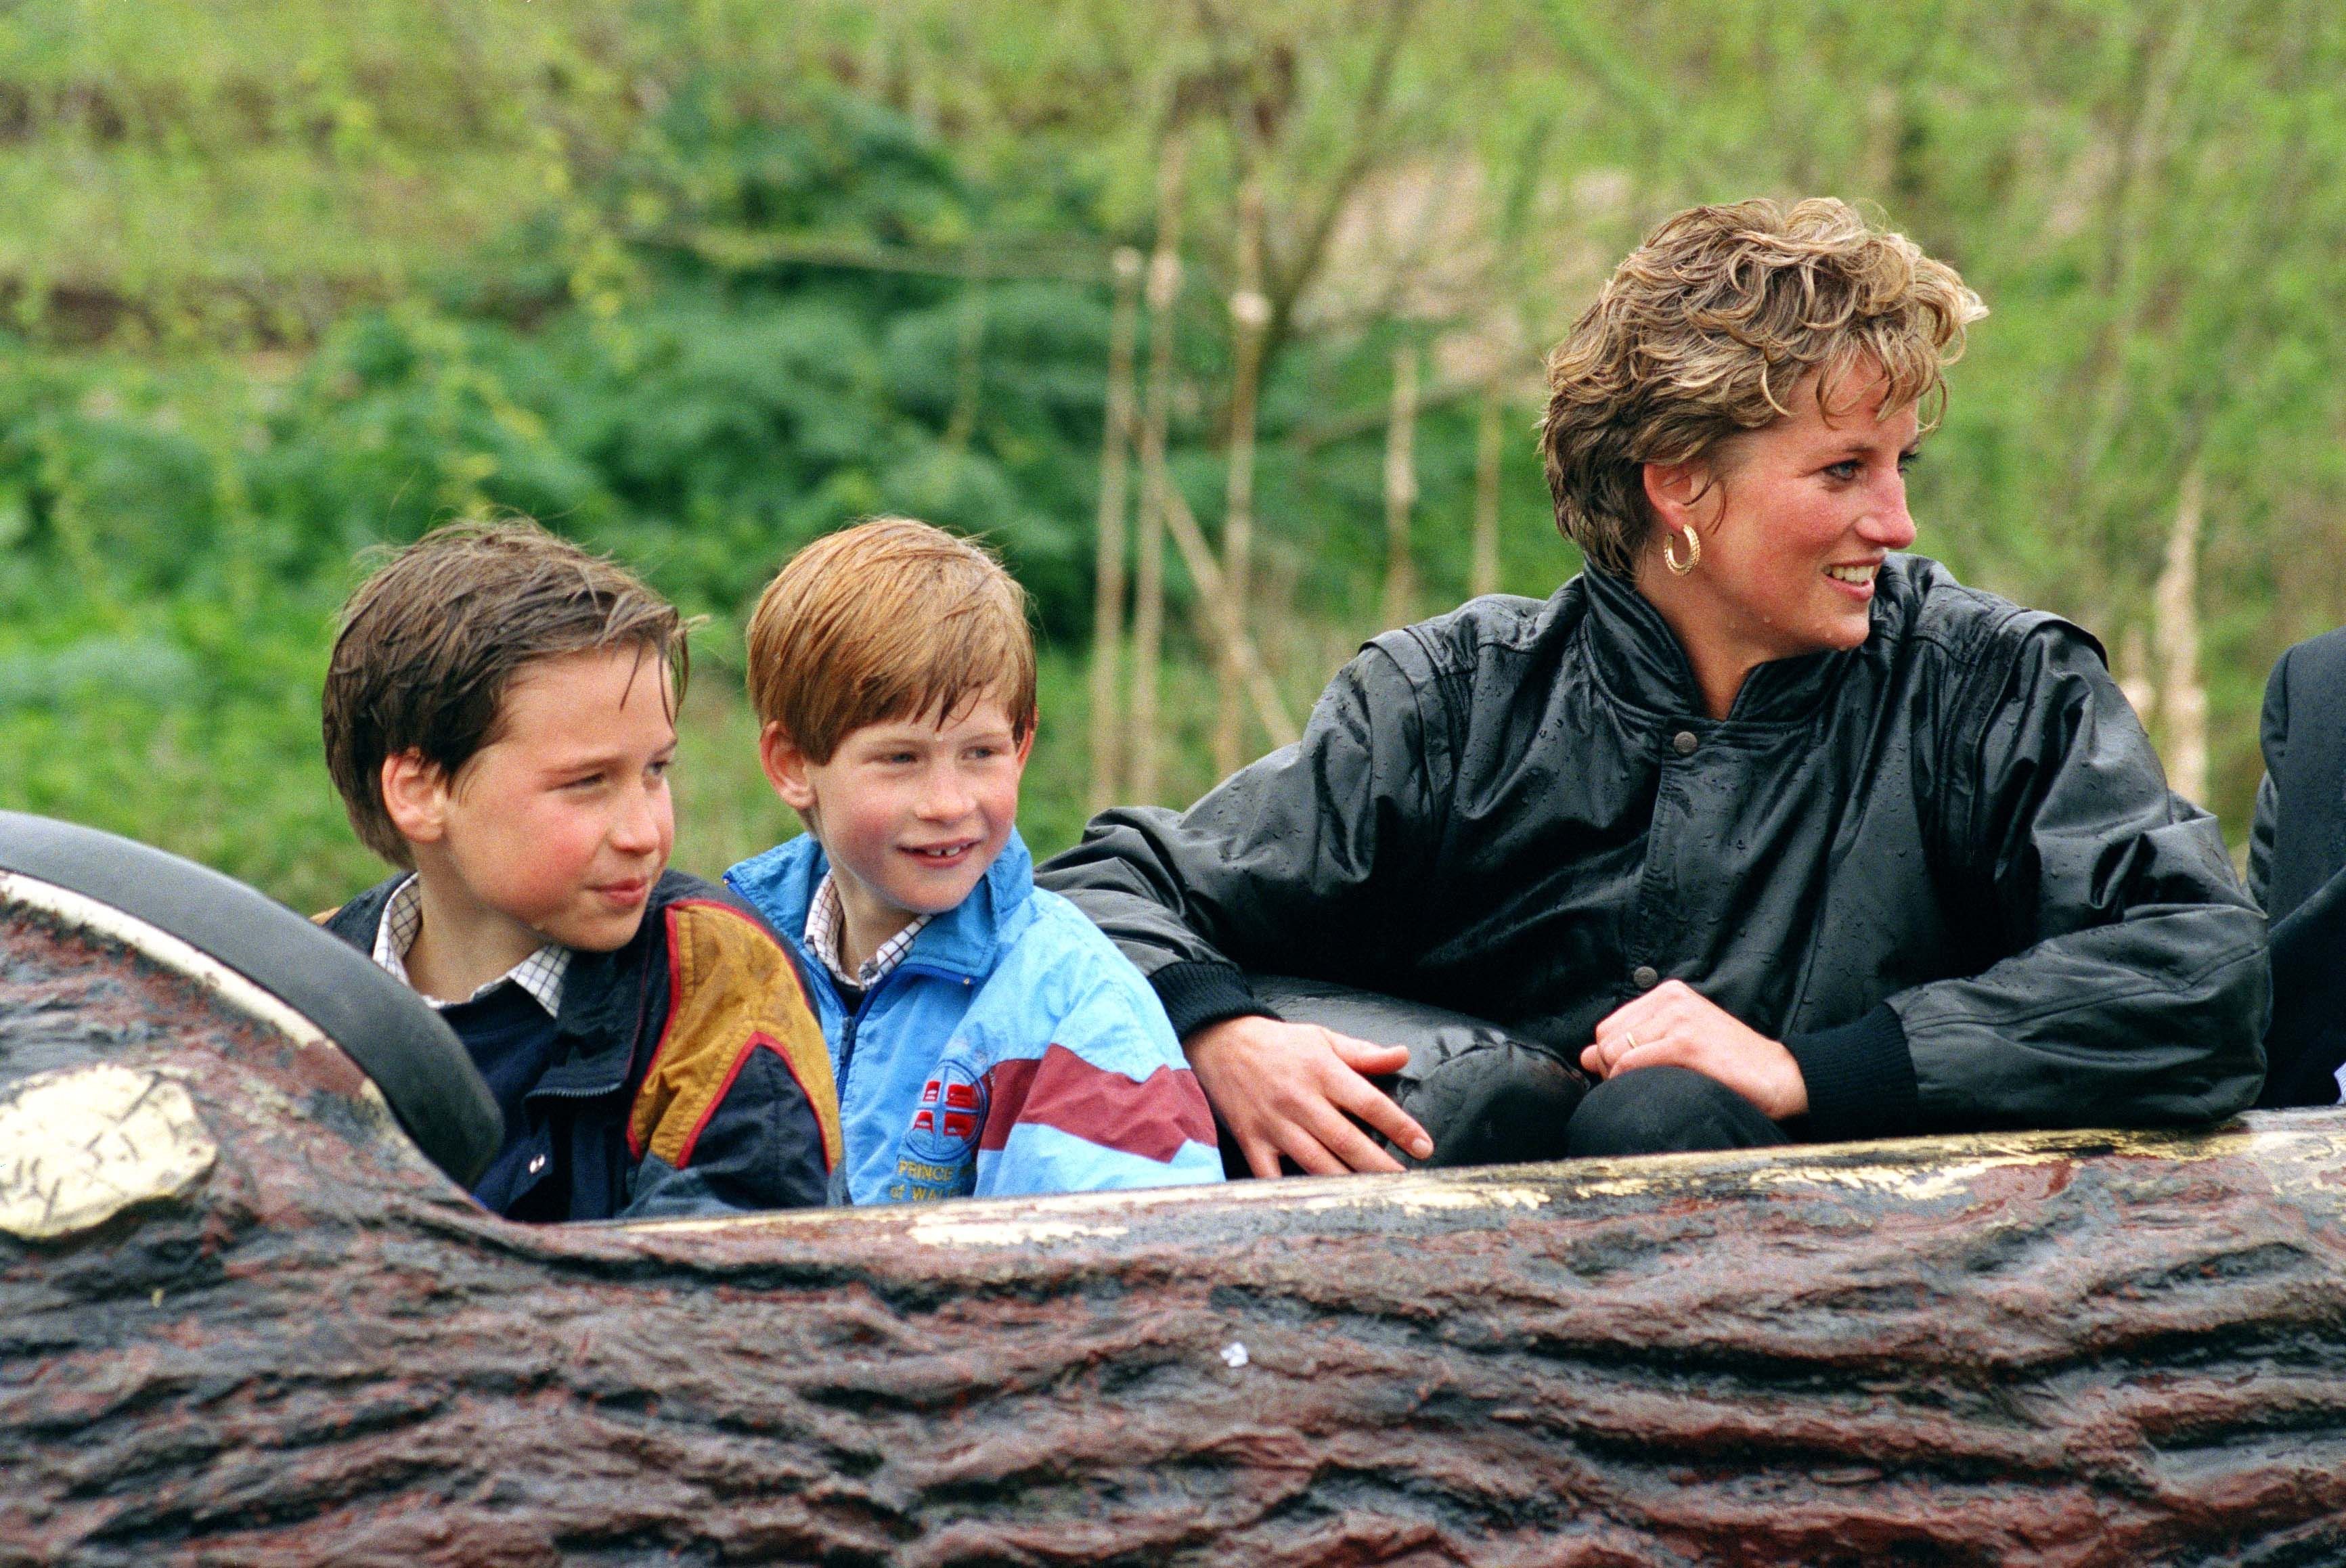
[1255,0,1419,388]
[2067,6,2200,504]
[1088,246,1144,816]
[1159,465,1300,748]
[2153,464,2208,803]
[2054,6,2200,619]
[1130,131,1187,804]
[1214,173,1270,778]
[942,253,986,450]
[1469,376,1504,599]
[2115,623,2156,721]
[1380,342,1419,630]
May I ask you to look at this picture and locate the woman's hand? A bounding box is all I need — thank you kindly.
[1581,980,1810,1121]
[1185,1016,1436,1178]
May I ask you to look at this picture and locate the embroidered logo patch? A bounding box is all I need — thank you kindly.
[902,1059,988,1171]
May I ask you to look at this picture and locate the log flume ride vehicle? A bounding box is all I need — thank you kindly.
[4,811,2345,1567]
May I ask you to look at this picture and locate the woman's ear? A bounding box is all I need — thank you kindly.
[1642,459,1709,533]
[380,750,449,846]
[758,721,820,814]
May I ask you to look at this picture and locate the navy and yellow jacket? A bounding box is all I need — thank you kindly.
[323,870,840,1221]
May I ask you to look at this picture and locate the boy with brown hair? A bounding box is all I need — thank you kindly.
[319,519,839,1222]
[724,517,1220,1204]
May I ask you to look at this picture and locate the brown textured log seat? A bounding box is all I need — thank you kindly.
[5,865,2345,1567]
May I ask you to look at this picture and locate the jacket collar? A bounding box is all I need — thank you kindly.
[725,830,1034,983]
[529,870,694,1098]
[1576,562,1865,726]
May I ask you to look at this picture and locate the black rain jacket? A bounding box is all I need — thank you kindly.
[1038,557,2267,1142]
[2246,625,2346,1107]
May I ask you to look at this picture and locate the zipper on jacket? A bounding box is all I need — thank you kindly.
[526,1081,625,1101]
[834,960,961,1097]
[812,954,975,1207]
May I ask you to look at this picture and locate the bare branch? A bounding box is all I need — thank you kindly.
[1256,0,1421,385]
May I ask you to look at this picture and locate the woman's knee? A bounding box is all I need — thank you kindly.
[1565,1066,1786,1159]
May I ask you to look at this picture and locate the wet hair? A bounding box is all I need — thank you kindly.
[745,516,1036,764]
[1538,197,1986,575]
[322,518,688,868]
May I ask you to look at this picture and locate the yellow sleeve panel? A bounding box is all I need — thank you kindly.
[628,899,843,1173]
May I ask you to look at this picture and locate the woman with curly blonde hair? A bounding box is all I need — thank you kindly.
[1046,199,2266,1170]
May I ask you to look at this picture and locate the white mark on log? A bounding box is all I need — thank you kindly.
[1566,1125,2267,1203]
[1748,1155,2075,1203]
[1220,1341,1250,1369]
[1569,1153,2060,1203]
[2240,1125,2346,1194]
[908,1217,1130,1249]
[634,1169,1559,1242]
[1294,1178,1551,1216]
[0,1064,216,1240]
[1384,1182,1550,1215]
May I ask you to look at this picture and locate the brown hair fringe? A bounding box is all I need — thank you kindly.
[745,517,1036,765]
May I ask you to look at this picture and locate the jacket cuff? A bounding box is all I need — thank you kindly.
[1151,960,1275,1041]
[1784,1004,1919,1143]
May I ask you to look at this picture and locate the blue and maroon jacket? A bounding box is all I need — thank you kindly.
[724,830,1222,1205]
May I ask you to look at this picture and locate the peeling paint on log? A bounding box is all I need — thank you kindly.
[5,900,2346,1567]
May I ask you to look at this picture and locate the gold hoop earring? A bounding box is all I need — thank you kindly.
[1663,524,1702,576]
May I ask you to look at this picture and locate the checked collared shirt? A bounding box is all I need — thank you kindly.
[370,874,570,1016]
[803,871,929,1001]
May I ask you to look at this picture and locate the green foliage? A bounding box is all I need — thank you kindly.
[0,0,2339,905]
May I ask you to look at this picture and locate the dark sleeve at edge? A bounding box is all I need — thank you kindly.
[1784,1003,1920,1143]
[1152,960,1279,1041]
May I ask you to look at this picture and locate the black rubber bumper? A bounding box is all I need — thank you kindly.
[0,811,501,1186]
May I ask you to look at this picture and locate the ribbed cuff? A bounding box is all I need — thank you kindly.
[1784,1003,1918,1144]
[1150,960,1275,1041]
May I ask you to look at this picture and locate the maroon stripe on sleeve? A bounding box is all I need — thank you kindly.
[979,1057,1041,1151]
[979,1044,1216,1163]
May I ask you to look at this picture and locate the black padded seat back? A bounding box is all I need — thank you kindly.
[0,811,501,1186]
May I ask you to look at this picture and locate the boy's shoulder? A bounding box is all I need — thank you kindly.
[965,886,1180,1064]
[646,867,768,929]
[959,886,1218,1195]
[996,885,1145,980]
[630,866,842,1183]
[317,874,406,950]
[639,869,812,1004]
[720,833,823,939]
